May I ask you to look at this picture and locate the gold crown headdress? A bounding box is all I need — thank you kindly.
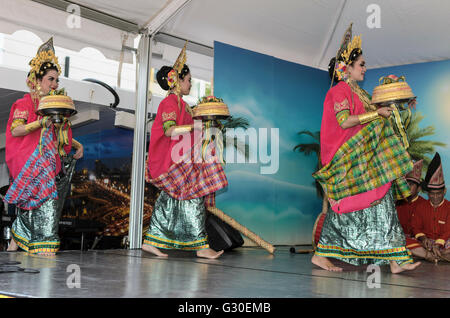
[166,41,192,114]
[341,35,362,64]
[167,41,188,96]
[336,23,354,62]
[27,37,62,105]
[29,37,61,78]
[330,23,362,87]
[173,41,187,74]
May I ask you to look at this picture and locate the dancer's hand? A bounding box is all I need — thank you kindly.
[432,243,443,257]
[43,117,52,128]
[377,106,394,118]
[408,98,417,110]
[418,236,434,250]
[73,144,84,159]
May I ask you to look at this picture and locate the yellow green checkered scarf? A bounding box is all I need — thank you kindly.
[313,117,412,201]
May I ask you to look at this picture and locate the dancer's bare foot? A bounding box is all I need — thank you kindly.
[390,261,421,274]
[6,239,18,252]
[142,244,168,257]
[197,248,224,259]
[311,254,343,272]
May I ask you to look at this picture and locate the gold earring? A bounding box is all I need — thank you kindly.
[174,83,181,96]
[36,83,44,96]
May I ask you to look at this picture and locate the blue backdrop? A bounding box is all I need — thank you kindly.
[214,41,327,245]
[361,59,450,200]
[214,41,450,245]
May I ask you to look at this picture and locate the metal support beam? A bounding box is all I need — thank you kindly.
[142,0,192,34]
[128,0,193,250]
[154,32,214,57]
[128,34,151,249]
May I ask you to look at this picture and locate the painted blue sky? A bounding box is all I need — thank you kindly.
[214,41,450,244]
[214,41,328,244]
[362,59,450,200]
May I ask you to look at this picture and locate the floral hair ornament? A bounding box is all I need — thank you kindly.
[166,69,177,89]
[334,61,348,82]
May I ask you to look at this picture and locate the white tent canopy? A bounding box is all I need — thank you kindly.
[2,0,448,70]
[166,0,450,70]
[0,0,137,63]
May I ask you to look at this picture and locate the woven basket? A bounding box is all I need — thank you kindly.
[193,102,230,119]
[371,75,415,105]
[37,95,77,117]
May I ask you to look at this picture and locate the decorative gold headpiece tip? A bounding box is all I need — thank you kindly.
[173,41,188,74]
[341,35,362,63]
[28,37,61,79]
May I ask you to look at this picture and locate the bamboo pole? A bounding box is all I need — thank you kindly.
[207,206,275,254]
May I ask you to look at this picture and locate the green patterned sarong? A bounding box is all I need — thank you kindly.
[143,191,210,250]
[315,189,413,266]
[11,155,76,254]
[313,118,412,201]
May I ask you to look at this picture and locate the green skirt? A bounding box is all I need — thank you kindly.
[143,190,210,250]
[315,189,413,266]
[11,155,76,254]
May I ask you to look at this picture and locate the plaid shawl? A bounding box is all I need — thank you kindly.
[313,118,412,201]
[147,142,227,208]
[4,128,58,210]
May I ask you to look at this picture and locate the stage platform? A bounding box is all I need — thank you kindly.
[0,246,449,298]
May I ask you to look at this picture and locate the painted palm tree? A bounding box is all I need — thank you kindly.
[404,111,446,169]
[293,130,322,197]
[220,116,251,161]
[293,130,329,215]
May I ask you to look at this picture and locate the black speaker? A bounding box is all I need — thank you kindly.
[205,213,244,251]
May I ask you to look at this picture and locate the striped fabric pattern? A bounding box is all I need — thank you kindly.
[4,128,58,210]
[148,144,227,207]
[315,243,413,266]
[11,228,60,254]
[313,118,412,201]
[143,234,209,250]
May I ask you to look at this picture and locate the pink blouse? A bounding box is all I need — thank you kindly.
[5,93,72,179]
[147,94,195,180]
[320,81,391,213]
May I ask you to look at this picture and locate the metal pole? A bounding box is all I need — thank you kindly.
[128,34,152,249]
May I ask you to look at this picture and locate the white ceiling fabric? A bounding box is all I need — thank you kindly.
[161,0,450,70]
[1,0,449,69]
[0,0,136,62]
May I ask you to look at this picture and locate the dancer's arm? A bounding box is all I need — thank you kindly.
[11,118,50,137]
[72,138,84,159]
[340,107,393,129]
[165,124,193,137]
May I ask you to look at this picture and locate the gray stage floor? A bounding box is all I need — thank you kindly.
[0,246,449,298]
